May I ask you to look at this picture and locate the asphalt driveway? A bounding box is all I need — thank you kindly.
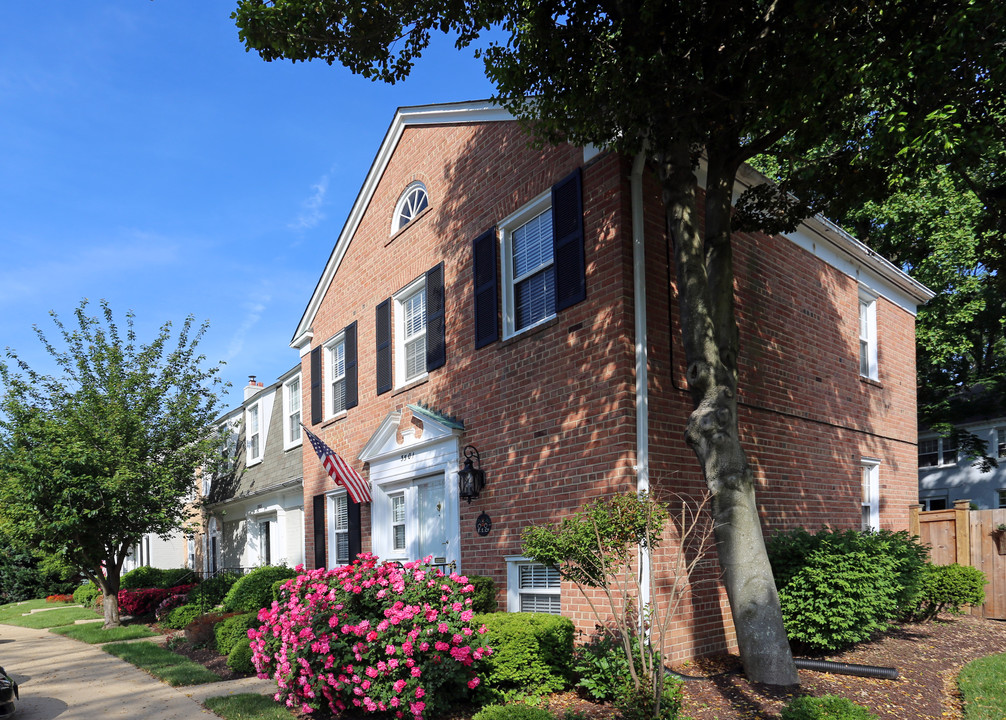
[0,622,274,719]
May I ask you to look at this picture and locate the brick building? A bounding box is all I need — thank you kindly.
[286,100,932,660]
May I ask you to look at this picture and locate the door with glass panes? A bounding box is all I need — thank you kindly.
[389,475,448,564]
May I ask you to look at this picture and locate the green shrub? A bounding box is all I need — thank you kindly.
[73,582,102,607]
[214,611,261,655]
[573,633,634,701]
[270,578,291,605]
[120,566,196,590]
[222,566,298,613]
[187,571,242,611]
[616,679,683,720]
[162,603,202,630]
[767,528,929,651]
[472,704,554,720]
[467,575,498,614]
[473,612,574,704]
[226,639,256,674]
[911,563,986,621]
[781,695,878,720]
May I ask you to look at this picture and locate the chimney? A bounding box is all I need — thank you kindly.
[244,375,263,401]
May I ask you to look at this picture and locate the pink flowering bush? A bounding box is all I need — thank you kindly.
[250,554,492,719]
[118,584,196,616]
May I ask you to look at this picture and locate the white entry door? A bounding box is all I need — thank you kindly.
[418,478,447,564]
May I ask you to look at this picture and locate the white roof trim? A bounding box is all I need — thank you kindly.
[290,100,514,350]
[292,101,933,348]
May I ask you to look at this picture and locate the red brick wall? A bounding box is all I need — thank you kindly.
[298,118,920,662]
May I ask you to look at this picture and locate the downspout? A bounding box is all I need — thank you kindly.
[631,150,650,607]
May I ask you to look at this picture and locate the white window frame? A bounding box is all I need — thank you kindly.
[327,491,351,567]
[391,181,429,233]
[919,435,958,468]
[394,276,428,388]
[500,191,555,340]
[858,288,879,381]
[997,427,1006,459]
[861,458,881,531]
[920,495,948,511]
[324,332,348,420]
[246,402,263,465]
[998,489,1006,509]
[505,556,561,614]
[283,374,303,450]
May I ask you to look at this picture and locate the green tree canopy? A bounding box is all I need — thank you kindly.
[232,0,1006,684]
[0,300,226,626]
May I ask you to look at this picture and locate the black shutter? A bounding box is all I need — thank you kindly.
[344,321,358,409]
[310,346,323,425]
[472,227,498,348]
[426,263,446,371]
[552,168,586,311]
[376,298,392,395]
[347,500,362,561]
[312,494,326,569]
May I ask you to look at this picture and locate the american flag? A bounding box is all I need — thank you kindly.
[301,424,371,504]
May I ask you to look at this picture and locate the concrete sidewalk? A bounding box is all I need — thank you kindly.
[0,622,275,719]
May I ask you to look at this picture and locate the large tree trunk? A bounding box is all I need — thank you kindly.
[97,561,122,629]
[657,143,799,686]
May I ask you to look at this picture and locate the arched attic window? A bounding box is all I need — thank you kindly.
[392,181,429,233]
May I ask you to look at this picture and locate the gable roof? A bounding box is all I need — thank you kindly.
[290,100,512,352]
[291,100,934,352]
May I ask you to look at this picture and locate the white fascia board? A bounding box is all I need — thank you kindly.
[698,162,936,315]
[290,100,515,350]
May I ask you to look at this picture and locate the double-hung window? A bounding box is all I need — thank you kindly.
[326,335,347,418]
[395,278,427,386]
[391,493,407,554]
[919,435,958,467]
[246,403,262,464]
[858,289,878,380]
[997,427,1006,459]
[333,493,350,566]
[861,459,880,531]
[283,375,302,449]
[501,193,555,337]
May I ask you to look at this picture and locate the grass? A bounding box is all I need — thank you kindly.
[204,694,297,720]
[0,599,101,628]
[51,622,157,643]
[959,652,1006,720]
[103,641,222,686]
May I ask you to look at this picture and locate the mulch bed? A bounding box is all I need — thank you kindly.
[162,614,1006,719]
[677,614,1006,720]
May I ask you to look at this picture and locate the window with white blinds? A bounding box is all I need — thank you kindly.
[506,559,560,614]
[327,337,347,417]
[391,493,407,553]
[403,286,427,381]
[511,208,555,332]
[333,494,350,565]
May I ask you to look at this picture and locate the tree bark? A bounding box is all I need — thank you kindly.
[657,143,799,686]
[98,560,122,629]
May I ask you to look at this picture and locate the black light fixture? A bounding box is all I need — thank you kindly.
[458,445,486,504]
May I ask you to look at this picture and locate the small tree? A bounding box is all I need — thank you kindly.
[0,300,225,627]
[521,493,715,719]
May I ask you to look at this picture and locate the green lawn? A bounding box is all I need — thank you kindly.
[960,652,1006,720]
[51,622,157,643]
[103,641,222,686]
[204,694,297,720]
[0,599,100,628]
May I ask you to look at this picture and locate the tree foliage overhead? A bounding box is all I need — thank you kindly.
[0,300,226,626]
[232,0,1006,685]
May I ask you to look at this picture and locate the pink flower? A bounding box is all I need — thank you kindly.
[467,677,480,689]
[415,686,425,698]
[410,666,422,678]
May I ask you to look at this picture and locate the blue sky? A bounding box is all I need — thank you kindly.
[0,3,495,406]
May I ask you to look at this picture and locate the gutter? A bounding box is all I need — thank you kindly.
[631,150,650,607]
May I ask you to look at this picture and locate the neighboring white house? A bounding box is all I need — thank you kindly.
[200,368,306,573]
[919,421,1006,510]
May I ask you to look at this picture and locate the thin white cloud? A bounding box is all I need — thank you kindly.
[224,296,270,363]
[289,171,332,231]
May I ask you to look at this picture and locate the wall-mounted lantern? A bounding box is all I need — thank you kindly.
[458,445,486,504]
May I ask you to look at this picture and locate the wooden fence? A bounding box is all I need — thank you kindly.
[909,500,1006,619]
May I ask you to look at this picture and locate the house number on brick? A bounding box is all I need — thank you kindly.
[400,452,414,462]
[475,512,492,537]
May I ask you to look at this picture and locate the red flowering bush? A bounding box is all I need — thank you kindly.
[118,584,197,616]
[250,554,492,719]
[45,594,74,604]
